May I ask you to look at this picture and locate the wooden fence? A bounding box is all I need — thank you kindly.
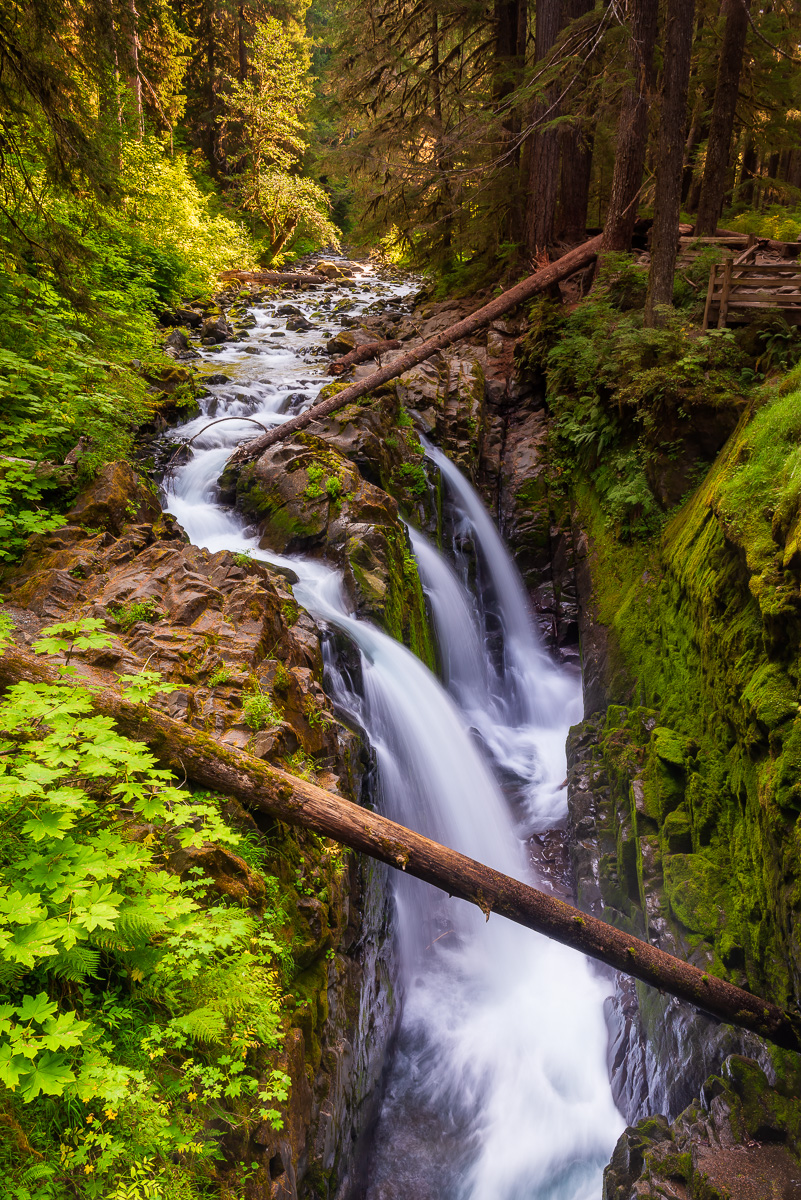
[702,246,801,329]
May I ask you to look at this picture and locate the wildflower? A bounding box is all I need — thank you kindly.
[104,1108,117,1119]
[187,1091,198,1101]
[86,1114,94,1124]
[84,1164,95,1174]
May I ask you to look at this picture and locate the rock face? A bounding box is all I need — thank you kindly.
[566,714,774,1125]
[604,1055,801,1199]
[3,468,400,1200]
[220,385,437,665]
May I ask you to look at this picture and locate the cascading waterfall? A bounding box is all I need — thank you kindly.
[162,264,624,1200]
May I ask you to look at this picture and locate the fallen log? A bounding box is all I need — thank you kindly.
[220,269,329,286]
[326,340,402,375]
[2,640,800,1053]
[225,234,605,470]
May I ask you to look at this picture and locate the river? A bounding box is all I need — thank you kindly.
[163,259,624,1199]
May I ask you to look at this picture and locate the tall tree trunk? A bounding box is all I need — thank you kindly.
[125,0,143,137]
[522,0,563,258]
[681,96,707,206]
[601,0,659,251]
[740,133,758,203]
[645,0,696,323]
[494,0,526,242]
[557,0,595,241]
[558,126,594,240]
[694,0,751,234]
[431,12,454,254]
[237,2,247,81]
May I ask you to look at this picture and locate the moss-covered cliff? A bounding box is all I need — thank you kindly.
[575,373,801,1012]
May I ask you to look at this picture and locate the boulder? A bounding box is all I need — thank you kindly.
[160,306,203,328]
[66,461,161,535]
[201,314,232,344]
[163,329,190,356]
[230,432,434,661]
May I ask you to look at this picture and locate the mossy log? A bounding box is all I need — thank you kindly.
[2,640,800,1054]
[326,340,402,375]
[224,234,605,470]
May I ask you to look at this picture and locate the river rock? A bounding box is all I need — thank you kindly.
[287,315,314,331]
[325,329,374,355]
[603,1056,801,1199]
[201,314,233,343]
[230,432,433,661]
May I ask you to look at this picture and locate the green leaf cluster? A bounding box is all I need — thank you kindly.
[0,621,294,1197]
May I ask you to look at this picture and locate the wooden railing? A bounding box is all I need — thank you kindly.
[702,248,801,329]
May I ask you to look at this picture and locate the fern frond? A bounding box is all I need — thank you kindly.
[172,1006,225,1044]
[49,945,101,981]
[116,907,164,942]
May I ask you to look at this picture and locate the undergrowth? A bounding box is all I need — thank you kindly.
[0,618,294,1198]
[517,255,755,539]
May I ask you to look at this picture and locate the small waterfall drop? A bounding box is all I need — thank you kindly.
[161,268,624,1200]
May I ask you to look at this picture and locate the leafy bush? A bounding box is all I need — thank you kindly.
[242,684,283,731]
[726,204,801,244]
[109,599,163,632]
[517,261,749,539]
[0,620,292,1196]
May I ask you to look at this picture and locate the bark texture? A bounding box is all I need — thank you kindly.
[1,641,800,1053]
[645,0,696,321]
[694,0,751,235]
[557,0,595,241]
[326,341,402,375]
[523,0,563,256]
[601,0,659,251]
[225,234,605,469]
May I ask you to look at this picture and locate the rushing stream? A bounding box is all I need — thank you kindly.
[163,262,624,1199]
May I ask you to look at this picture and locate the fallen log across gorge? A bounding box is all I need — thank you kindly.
[224,233,605,470]
[2,640,801,1054]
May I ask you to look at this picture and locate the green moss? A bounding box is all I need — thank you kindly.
[741,663,797,729]
[664,852,727,936]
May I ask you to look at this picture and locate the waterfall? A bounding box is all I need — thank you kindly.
[162,267,624,1200]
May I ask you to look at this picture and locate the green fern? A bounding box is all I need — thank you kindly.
[171,1005,226,1044]
[49,945,101,981]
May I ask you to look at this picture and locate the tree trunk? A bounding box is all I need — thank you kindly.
[223,234,606,469]
[601,0,659,251]
[645,0,696,322]
[237,2,247,81]
[558,126,594,241]
[522,0,563,258]
[681,95,707,207]
[740,134,758,204]
[1,641,800,1054]
[694,0,751,235]
[557,0,595,241]
[327,341,402,375]
[125,0,143,137]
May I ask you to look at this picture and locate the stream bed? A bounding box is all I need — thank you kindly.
[162,261,625,1199]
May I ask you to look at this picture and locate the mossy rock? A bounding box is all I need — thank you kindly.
[741,663,797,730]
[664,851,727,936]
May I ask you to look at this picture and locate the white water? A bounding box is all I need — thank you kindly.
[162,264,623,1199]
